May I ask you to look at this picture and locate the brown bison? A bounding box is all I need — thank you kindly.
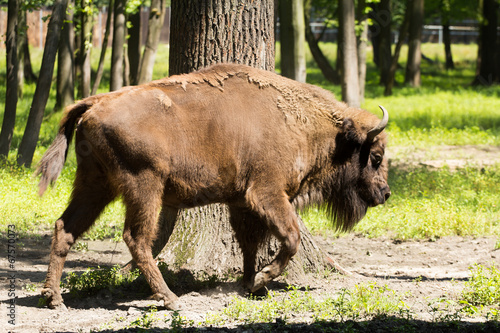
[37,63,390,310]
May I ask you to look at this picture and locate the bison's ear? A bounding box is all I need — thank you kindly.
[333,118,364,164]
[340,118,365,145]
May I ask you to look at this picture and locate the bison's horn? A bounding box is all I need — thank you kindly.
[367,105,389,142]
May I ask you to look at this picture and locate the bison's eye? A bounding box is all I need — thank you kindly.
[371,152,383,167]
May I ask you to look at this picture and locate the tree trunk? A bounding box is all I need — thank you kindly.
[128,6,142,85]
[0,0,19,159]
[92,1,114,95]
[16,0,69,167]
[137,0,166,85]
[384,0,411,96]
[153,0,341,285]
[442,22,454,70]
[55,1,75,111]
[23,35,37,83]
[378,0,392,86]
[169,0,275,74]
[279,0,307,82]
[405,0,424,87]
[79,0,92,98]
[16,6,26,98]
[110,0,126,91]
[304,0,340,84]
[356,0,368,103]
[473,0,498,85]
[339,0,360,108]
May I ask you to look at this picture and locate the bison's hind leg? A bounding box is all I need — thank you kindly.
[43,168,116,309]
[228,206,269,290]
[121,173,179,310]
[244,186,301,292]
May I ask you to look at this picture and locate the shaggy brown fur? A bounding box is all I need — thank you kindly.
[37,63,390,310]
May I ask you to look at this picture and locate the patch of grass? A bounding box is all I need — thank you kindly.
[205,283,411,326]
[61,265,141,297]
[302,165,500,240]
[460,264,500,312]
[128,305,159,329]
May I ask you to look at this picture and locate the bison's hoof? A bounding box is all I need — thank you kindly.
[150,293,182,311]
[41,288,65,310]
[250,268,272,293]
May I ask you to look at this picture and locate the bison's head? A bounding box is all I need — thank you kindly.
[327,106,390,231]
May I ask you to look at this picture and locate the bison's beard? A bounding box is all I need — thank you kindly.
[324,166,368,232]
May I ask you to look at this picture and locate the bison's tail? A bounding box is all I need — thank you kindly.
[36,101,92,196]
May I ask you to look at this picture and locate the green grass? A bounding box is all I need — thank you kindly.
[303,165,500,240]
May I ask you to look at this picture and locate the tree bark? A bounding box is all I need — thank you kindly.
[169,0,275,74]
[442,22,454,70]
[384,0,411,96]
[16,6,26,98]
[304,0,340,84]
[405,0,424,87]
[110,0,126,91]
[378,0,392,86]
[0,0,19,159]
[16,0,69,167]
[339,0,360,108]
[92,1,114,95]
[473,0,498,85]
[279,0,307,82]
[79,0,92,98]
[128,6,142,85]
[153,0,340,285]
[356,0,368,103]
[137,0,166,84]
[55,0,75,111]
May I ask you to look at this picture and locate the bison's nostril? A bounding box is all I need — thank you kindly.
[384,191,391,201]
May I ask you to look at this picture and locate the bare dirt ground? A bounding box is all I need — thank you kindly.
[1,233,499,332]
[1,145,499,332]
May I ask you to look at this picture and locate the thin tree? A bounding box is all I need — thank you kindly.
[92,0,114,95]
[339,0,361,108]
[356,0,368,103]
[79,0,93,98]
[17,0,69,167]
[16,3,26,98]
[384,0,411,96]
[137,0,167,84]
[440,0,454,70]
[0,0,19,158]
[280,0,307,82]
[405,0,424,87]
[378,0,392,86]
[55,0,75,111]
[153,0,346,282]
[110,0,126,91]
[473,0,499,85]
[128,4,142,85]
[304,0,340,84]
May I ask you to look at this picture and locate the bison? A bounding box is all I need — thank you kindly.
[37,63,390,310]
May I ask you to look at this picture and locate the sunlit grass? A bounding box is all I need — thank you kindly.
[302,164,500,240]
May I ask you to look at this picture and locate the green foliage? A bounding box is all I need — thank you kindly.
[303,165,500,240]
[61,265,141,296]
[461,264,500,307]
[206,283,411,326]
[129,306,158,329]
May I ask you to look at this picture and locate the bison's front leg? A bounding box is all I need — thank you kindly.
[245,187,301,292]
